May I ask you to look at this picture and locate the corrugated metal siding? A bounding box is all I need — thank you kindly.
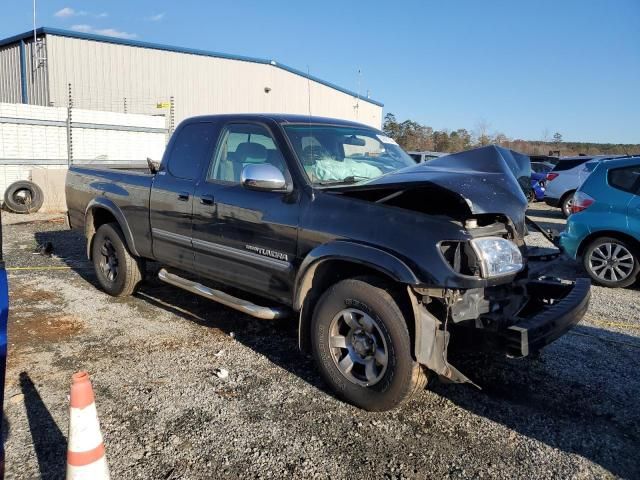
[23,37,49,106]
[0,43,22,103]
[46,35,382,128]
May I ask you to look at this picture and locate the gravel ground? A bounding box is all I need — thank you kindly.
[2,203,639,479]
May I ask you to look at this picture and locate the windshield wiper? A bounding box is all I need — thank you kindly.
[315,176,370,186]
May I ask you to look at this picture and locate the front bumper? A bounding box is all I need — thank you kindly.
[500,278,590,357]
[411,276,590,385]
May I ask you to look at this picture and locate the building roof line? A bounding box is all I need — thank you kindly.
[0,27,384,108]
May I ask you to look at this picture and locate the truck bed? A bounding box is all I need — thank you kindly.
[66,165,154,258]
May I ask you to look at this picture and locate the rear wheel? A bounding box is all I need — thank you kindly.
[560,191,575,217]
[583,236,639,288]
[311,277,427,411]
[92,223,143,296]
[527,189,535,203]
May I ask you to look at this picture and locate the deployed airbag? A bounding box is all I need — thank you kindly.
[310,157,382,182]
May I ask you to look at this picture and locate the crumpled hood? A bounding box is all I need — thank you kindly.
[336,145,531,235]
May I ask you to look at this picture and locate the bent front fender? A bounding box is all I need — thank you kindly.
[293,240,419,311]
[294,241,420,352]
[407,286,473,385]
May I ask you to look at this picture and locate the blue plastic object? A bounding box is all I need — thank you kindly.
[0,210,7,477]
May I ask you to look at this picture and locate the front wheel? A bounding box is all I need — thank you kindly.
[92,223,143,296]
[311,278,427,411]
[583,237,639,288]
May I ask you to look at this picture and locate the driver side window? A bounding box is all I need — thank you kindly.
[208,123,286,183]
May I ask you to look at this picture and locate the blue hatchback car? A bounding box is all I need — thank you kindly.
[560,156,640,288]
[530,161,554,201]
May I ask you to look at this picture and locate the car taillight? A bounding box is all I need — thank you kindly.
[546,172,559,181]
[571,192,594,214]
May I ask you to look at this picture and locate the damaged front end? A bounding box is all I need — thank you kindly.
[332,145,590,384]
[404,206,590,385]
[408,275,590,384]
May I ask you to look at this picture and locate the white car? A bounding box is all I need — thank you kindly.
[544,156,616,217]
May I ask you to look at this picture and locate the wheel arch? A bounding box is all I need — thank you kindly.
[294,241,420,353]
[84,198,139,259]
[578,230,640,257]
[560,189,576,207]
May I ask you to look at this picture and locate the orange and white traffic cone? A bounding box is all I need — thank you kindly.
[66,371,110,480]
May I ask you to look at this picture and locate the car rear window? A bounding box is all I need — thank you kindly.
[551,158,591,172]
[608,165,640,194]
[531,162,552,173]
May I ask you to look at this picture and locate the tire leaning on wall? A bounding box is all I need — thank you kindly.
[3,181,45,214]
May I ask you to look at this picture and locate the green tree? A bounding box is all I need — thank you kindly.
[475,120,491,146]
[493,133,509,146]
[432,130,451,152]
[450,129,472,151]
[381,114,639,156]
[383,113,401,139]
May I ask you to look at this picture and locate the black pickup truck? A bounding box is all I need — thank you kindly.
[66,114,590,411]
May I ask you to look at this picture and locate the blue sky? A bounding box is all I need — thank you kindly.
[2,0,639,143]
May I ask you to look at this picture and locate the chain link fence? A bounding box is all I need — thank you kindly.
[0,85,175,211]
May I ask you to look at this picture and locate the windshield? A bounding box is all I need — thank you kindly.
[283,124,415,186]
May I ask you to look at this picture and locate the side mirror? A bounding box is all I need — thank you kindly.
[147,157,161,174]
[241,164,289,192]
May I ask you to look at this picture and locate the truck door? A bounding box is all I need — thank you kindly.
[191,122,299,304]
[150,121,216,270]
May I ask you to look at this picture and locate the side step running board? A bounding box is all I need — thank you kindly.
[158,268,289,320]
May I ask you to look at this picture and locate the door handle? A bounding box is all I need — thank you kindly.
[200,194,215,205]
[177,192,190,201]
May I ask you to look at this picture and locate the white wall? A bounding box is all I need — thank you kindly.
[0,103,68,160]
[0,102,166,211]
[71,108,166,163]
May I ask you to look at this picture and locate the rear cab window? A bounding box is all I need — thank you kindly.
[166,123,215,180]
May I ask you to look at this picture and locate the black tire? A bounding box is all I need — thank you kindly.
[311,277,427,411]
[560,191,575,218]
[4,180,44,214]
[526,189,535,203]
[92,223,143,296]
[583,236,639,288]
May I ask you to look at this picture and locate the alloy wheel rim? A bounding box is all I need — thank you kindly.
[564,197,573,215]
[99,238,119,282]
[589,242,634,282]
[328,308,389,387]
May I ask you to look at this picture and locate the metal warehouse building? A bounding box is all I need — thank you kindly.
[0,27,383,129]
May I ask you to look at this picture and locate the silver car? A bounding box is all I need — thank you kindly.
[544,156,616,217]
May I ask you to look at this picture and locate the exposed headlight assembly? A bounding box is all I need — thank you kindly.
[470,237,523,278]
